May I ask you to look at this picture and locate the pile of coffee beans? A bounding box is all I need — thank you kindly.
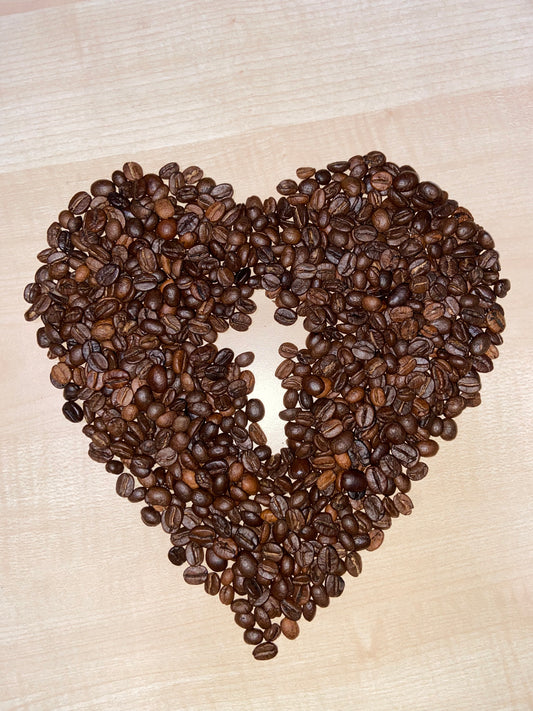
[24,153,509,659]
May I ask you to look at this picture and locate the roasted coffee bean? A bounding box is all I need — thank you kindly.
[243,628,264,645]
[62,401,84,423]
[168,546,187,566]
[212,537,238,560]
[140,506,161,526]
[183,565,208,585]
[235,612,255,629]
[204,572,221,596]
[280,618,300,640]
[236,351,254,367]
[253,642,278,660]
[116,472,134,498]
[310,584,329,607]
[246,399,265,422]
[345,551,363,577]
[236,552,258,578]
[105,460,124,475]
[274,307,298,325]
[341,469,367,493]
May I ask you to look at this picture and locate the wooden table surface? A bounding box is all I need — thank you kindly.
[1,1,532,709]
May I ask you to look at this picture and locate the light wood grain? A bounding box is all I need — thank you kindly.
[1,1,532,710]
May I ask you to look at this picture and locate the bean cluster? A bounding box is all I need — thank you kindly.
[24,153,509,659]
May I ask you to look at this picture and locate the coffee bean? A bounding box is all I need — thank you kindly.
[417,439,439,457]
[367,528,384,551]
[63,383,80,401]
[274,308,297,325]
[69,191,91,214]
[246,399,265,422]
[345,551,363,577]
[280,617,300,640]
[235,612,255,629]
[105,460,123,475]
[212,538,238,560]
[310,584,329,607]
[404,461,427,481]
[236,552,258,578]
[279,342,299,358]
[140,507,160,526]
[243,628,264,645]
[62,401,83,423]
[86,352,108,373]
[236,351,254,367]
[394,493,414,515]
[440,418,458,441]
[253,642,278,660]
[147,364,167,393]
[325,573,345,598]
[320,419,343,439]
[204,572,221,596]
[183,565,208,585]
[302,375,323,396]
[168,546,186,566]
[116,472,134,498]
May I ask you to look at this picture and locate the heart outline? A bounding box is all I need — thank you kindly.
[24,152,509,660]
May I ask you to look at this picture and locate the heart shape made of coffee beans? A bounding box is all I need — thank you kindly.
[24,152,509,660]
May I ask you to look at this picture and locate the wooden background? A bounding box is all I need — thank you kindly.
[1,1,532,709]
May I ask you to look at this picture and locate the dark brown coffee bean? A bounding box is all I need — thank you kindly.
[417,439,439,457]
[253,642,278,660]
[95,263,120,286]
[140,506,160,526]
[406,462,428,481]
[62,401,84,422]
[236,351,254,367]
[310,584,329,607]
[263,622,281,641]
[355,403,375,429]
[69,191,91,214]
[168,546,186,566]
[330,431,353,454]
[116,472,134,498]
[147,365,167,393]
[274,307,297,325]
[246,399,265,422]
[440,418,458,441]
[235,612,255,629]
[230,312,252,331]
[280,618,300,640]
[91,179,115,197]
[325,574,345,598]
[212,538,238,560]
[320,419,343,439]
[364,495,385,522]
[341,469,366,493]
[279,342,299,358]
[204,572,220,596]
[87,352,108,373]
[236,552,258,578]
[183,565,208,585]
[345,551,363,577]
[394,493,414,515]
[243,628,264,645]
